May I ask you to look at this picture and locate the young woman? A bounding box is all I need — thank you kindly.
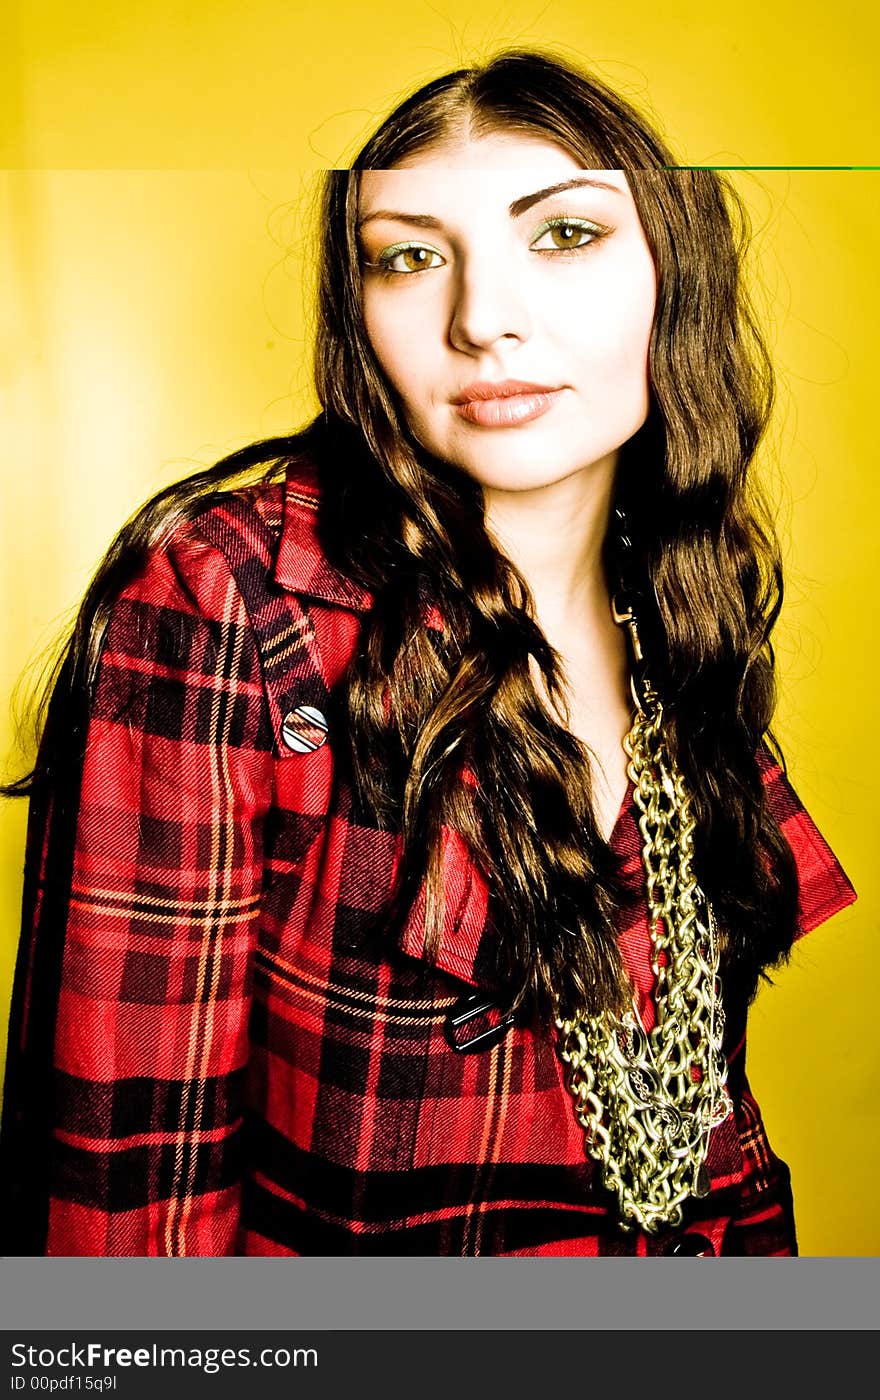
[0,49,856,1256]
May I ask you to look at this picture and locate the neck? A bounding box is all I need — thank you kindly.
[482,456,618,633]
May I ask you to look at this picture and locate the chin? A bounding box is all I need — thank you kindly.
[456,448,618,494]
[471,468,577,493]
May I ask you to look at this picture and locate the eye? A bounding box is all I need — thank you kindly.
[370,243,446,276]
[530,216,604,253]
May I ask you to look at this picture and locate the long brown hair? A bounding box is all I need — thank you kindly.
[4,48,798,1019]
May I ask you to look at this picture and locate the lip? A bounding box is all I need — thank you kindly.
[451,381,565,428]
[451,379,561,404]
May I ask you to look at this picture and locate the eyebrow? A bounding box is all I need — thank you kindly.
[356,176,625,230]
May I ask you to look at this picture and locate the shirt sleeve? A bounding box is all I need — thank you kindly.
[758,744,857,938]
[724,1074,799,1256]
[0,521,274,1255]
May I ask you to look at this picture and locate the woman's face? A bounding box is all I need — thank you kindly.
[357,131,657,497]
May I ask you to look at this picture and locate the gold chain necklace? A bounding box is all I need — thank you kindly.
[554,597,731,1234]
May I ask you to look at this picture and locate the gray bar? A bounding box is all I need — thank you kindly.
[1,1258,877,1331]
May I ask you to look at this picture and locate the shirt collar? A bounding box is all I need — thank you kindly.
[273,455,446,632]
[273,456,375,611]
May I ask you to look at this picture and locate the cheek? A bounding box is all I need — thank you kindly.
[563,273,655,393]
[361,299,397,384]
[362,294,435,404]
[361,297,445,455]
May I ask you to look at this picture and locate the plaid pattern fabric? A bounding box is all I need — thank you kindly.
[0,457,857,1256]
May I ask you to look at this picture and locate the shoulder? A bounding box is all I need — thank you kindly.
[98,457,356,758]
[118,453,324,616]
[97,455,320,679]
[103,477,285,650]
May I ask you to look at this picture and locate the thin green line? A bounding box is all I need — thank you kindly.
[665,165,879,171]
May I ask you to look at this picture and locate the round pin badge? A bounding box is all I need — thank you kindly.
[280,704,329,753]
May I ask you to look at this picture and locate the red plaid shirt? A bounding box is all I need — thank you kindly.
[0,457,857,1256]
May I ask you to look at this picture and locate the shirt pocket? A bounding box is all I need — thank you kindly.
[252,812,447,1174]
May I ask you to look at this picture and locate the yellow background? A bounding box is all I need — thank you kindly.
[2,1,876,1256]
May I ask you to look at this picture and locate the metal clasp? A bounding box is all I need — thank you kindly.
[611,593,658,717]
[611,593,643,662]
[444,993,516,1054]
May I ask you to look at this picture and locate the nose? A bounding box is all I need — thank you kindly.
[448,252,533,353]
